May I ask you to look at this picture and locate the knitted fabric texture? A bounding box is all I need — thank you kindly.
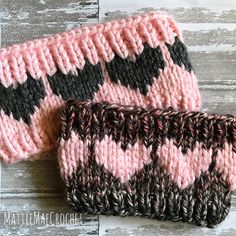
[0,12,201,163]
[58,100,236,227]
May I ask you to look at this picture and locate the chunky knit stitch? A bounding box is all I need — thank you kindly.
[58,100,236,227]
[0,12,201,163]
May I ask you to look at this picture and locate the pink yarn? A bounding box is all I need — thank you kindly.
[59,131,236,190]
[57,100,235,227]
[0,12,201,163]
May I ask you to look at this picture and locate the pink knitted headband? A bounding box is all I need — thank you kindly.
[0,12,201,163]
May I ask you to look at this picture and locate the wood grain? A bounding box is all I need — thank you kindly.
[0,0,98,47]
[99,0,236,23]
[1,0,236,235]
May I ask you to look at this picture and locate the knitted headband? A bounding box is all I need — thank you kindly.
[58,100,236,227]
[0,12,201,163]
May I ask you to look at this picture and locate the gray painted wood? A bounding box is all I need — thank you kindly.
[0,0,236,235]
[0,0,98,47]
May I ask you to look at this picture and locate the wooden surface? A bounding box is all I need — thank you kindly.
[0,0,236,235]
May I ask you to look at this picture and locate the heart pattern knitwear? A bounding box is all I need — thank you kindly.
[58,100,236,227]
[0,12,201,163]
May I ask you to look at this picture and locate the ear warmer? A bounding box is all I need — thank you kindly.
[58,100,236,227]
[0,12,201,163]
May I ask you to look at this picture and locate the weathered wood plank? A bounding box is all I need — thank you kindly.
[0,0,98,47]
[201,91,236,114]
[190,52,236,83]
[0,198,98,236]
[99,211,236,236]
[1,0,98,23]
[1,153,63,194]
[99,0,236,23]
[182,25,236,52]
